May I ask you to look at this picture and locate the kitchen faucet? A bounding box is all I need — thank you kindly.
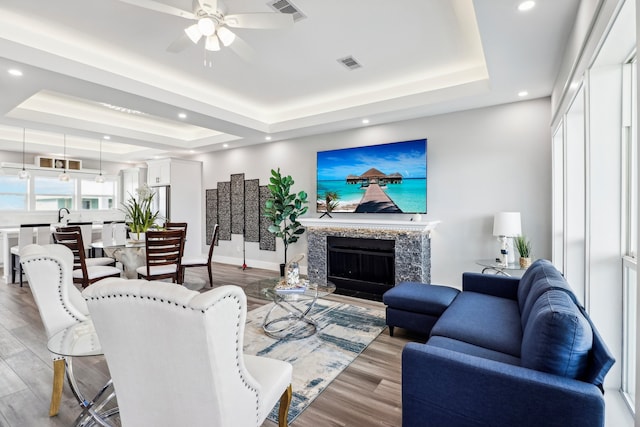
[58,208,70,223]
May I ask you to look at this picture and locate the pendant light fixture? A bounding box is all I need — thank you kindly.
[18,128,29,179]
[95,138,105,183]
[58,134,70,182]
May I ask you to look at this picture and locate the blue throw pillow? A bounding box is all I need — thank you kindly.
[521,290,592,379]
[517,259,555,312]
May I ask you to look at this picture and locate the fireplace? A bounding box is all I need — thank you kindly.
[327,236,395,298]
[300,218,438,301]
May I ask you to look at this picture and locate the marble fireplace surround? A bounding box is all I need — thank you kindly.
[300,218,439,287]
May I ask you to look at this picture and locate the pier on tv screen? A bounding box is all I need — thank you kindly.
[316,139,427,214]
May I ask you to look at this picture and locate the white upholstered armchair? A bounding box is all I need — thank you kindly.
[83,279,293,427]
[20,244,91,416]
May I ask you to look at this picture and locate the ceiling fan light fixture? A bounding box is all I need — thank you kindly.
[198,17,216,36]
[205,35,221,51]
[185,24,202,44]
[217,26,236,47]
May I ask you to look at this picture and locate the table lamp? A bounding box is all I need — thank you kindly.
[493,212,522,267]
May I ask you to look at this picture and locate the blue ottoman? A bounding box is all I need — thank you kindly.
[383,282,460,336]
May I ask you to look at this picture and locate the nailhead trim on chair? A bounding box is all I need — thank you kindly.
[23,256,84,362]
[85,290,261,423]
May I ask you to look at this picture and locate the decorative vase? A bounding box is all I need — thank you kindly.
[129,231,146,242]
[519,257,532,269]
[279,263,286,277]
[287,261,300,285]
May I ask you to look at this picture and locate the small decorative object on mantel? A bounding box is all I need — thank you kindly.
[514,235,533,269]
[264,168,309,274]
[122,184,160,241]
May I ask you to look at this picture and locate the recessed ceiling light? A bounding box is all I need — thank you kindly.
[223,143,229,148]
[518,1,535,12]
[103,135,111,140]
[265,136,272,141]
[189,150,195,154]
[518,91,529,97]
[8,69,22,77]
[178,112,187,119]
[362,119,370,124]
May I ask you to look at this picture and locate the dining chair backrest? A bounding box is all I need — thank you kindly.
[20,243,90,416]
[18,223,51,250]
[113,222,127,245]
[82,280,292,427]
[52,229,87,274]
[142,229,184,280]
[164,222,188,234]
[164,222,188,253]
[67,222,93,251]
[101,222,114,245]
[206,223,219,263]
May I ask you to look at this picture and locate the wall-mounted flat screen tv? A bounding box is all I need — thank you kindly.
[316,138,427,214]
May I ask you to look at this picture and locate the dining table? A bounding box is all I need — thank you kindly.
[47,320,118,426]
[91,240,146,279]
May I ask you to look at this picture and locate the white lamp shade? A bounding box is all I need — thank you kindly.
[493,212,522,237]
[185,24,202,44]
[217,26,236,46]
[205,35,220,51]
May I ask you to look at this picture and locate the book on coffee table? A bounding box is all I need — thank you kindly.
[275,280,308,293]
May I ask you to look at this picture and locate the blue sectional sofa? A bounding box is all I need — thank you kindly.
[400,259,615,427]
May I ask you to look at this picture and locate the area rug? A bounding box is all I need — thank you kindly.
[243,299,387,424]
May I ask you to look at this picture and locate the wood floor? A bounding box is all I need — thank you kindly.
[0,263,423,427]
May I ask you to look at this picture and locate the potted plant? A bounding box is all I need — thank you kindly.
[121,184,160,241]
[264,168,309,275]
[514,235,532,269]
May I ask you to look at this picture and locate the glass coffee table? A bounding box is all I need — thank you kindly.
[247,278,336,339]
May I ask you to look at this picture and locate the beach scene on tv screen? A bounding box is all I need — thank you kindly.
[316,139,427,213]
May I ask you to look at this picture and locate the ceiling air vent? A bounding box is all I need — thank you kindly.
[268,0,306,22]
[338,56,362,70]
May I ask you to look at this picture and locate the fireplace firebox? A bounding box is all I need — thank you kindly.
[327,236,395,299]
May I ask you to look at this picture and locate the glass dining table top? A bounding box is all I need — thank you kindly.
[47,320,102,357]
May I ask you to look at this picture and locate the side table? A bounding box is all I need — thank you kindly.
[475,259,525,277]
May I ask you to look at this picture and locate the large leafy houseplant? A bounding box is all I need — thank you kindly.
[121,184,160,239]
[264,168,309,267]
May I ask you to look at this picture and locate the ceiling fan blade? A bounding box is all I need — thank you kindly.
[118,0,195,19]
[167,33,194,53]
[228,34,256,63]
[224,13,293,29]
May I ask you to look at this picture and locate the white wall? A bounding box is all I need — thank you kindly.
[197,97,552,288]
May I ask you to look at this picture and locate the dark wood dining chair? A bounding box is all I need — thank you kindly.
[182,224,218,287]
[135,229,185,284]
[57,225,116,267]
[164,221,188,257]
[52,230,121,288]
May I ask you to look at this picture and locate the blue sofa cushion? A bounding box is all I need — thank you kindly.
[431,292,522,357]
[383,282,459,316]
[519,264,574,329]
[516,259,552,310]
[521,290,592,379]
[577,305,616,387]
[427,336,521,366]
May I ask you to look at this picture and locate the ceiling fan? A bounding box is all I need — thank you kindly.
[118,0,293,54]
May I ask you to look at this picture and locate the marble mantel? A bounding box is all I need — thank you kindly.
[300,218,439,288]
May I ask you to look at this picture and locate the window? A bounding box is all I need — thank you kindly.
[0,176,28,210]
[33,176,74,210]
[80,179,116,210]
[622,58,637,409]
